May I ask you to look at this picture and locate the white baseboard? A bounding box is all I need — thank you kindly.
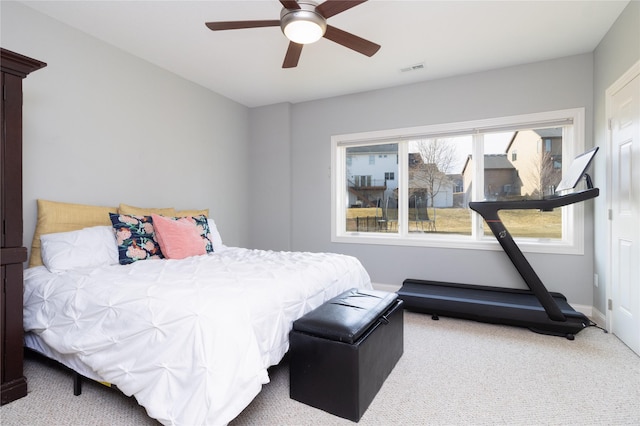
[590,307,607,328]
[572,303,592,318]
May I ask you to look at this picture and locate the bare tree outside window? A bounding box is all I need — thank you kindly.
[528,150,563,198]
[410,139,457,228]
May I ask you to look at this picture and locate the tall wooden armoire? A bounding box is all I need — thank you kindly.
[1,48,46,405]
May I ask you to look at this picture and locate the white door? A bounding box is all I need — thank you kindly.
[609,64,640,355]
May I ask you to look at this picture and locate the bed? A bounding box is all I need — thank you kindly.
[22,200,372,426]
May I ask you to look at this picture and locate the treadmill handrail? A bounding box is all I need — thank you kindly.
[467,187,599,322]
[469,188,599,214]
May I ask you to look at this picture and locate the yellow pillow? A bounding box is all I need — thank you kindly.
[118,203,176,217]
[175,208,209,217]
[29,199,116,267]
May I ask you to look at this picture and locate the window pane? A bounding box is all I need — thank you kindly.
[409,137,472,235]
[345,144,398,233]
[485,209,562,239]
[484,127,563,239]
[502,127,563,200]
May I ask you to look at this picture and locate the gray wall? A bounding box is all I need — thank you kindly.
[255,54,597,306]
[1,2,251,250]
[593,1,640,315]
[248,103,292,251]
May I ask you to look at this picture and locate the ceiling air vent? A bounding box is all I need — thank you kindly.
[400,62,425,73]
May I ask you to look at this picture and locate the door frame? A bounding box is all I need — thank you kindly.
[605,59,640,332]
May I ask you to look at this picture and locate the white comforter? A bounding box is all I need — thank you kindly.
[23,247,372,426]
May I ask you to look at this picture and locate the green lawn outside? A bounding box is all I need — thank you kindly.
[346,207,562,238]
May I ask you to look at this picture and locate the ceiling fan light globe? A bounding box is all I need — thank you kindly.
[280,5,326,45]
[284,20,324,44]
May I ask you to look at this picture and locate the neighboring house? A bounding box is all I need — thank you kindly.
[448,174,465,207]
[346,148,454,209]
[460,128,563,204]
[461,154,520,204]
[346,144,398,207]
[505,128,563,197]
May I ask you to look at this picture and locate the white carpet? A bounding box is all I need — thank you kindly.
[2,312,639,425]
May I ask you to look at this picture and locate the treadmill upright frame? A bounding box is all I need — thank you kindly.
[398,186,599,339]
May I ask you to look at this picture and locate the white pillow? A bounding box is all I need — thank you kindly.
[207,218,225,252]
[40,226,119,273]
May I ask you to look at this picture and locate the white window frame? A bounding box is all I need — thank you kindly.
[331,108,587,255]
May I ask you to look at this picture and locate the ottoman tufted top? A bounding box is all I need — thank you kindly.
[293,288,398,344]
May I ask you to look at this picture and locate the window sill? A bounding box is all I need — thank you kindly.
[332,233,584,255]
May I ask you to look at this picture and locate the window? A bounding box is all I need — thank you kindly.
[354,175,372,187]
[331,108,587,254]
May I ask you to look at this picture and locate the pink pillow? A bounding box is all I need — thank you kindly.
[151,214,207,260]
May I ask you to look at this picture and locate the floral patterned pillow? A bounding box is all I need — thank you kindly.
[170,214,215,254]
[109,213,164,264]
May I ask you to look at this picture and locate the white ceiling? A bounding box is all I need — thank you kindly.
[19,0,630,108]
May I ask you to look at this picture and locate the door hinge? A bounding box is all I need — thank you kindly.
[608,209,613,220]
[607,118,612,130]
[608,299,613,310]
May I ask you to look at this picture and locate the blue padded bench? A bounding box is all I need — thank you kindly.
[289,288,404,422]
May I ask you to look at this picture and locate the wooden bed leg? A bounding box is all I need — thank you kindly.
[73,372,82,396]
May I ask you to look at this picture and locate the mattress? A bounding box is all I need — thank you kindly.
[23,247,372,426]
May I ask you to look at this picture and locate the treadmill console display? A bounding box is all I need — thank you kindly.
[554,146,599,193]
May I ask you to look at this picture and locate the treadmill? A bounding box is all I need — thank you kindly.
[398,147,599,340]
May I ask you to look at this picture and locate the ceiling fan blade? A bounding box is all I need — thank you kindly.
[280,0,301,9]
[323,25,380,57]
[316,0,367,19]
[283,42,303,68]
[205,20,280,31]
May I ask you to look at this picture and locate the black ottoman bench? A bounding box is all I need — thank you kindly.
[289,288,404,422]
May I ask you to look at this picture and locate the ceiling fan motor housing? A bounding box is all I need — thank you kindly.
[280,1,327,44]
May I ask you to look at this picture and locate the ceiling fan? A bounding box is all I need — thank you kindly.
[205,0,381,69]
